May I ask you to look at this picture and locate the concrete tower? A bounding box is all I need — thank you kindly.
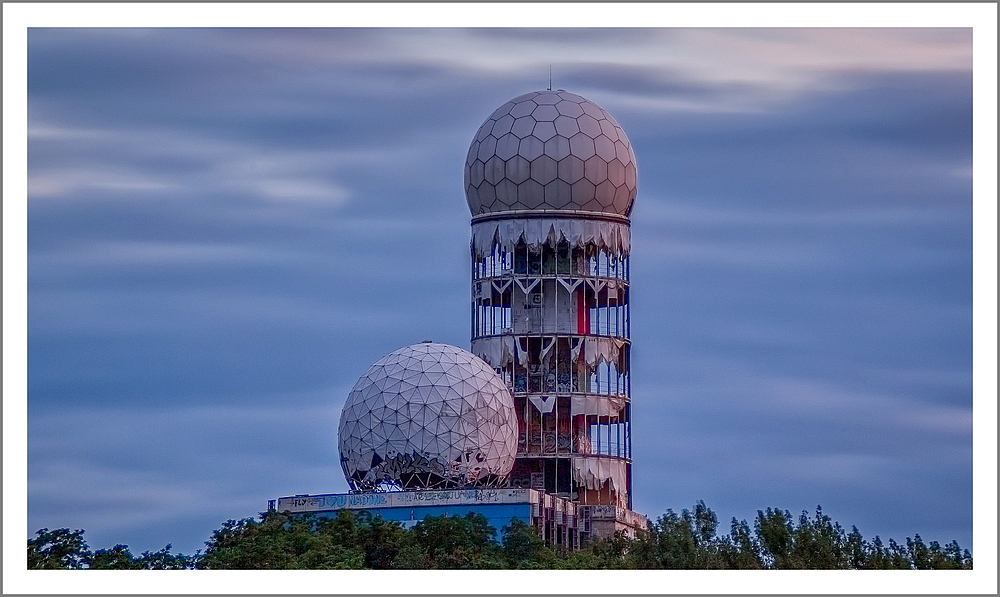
[465,90,636,512]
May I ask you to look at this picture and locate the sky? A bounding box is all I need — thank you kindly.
[23,25,977,557]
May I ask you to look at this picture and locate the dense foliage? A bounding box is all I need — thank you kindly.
[27,502,971,570]
[28,528,194,569]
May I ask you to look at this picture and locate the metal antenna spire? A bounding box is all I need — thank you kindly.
[548,65,552,91]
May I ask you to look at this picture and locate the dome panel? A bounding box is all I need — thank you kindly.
[484,156,505,185]
[509,100,536,118]
[554,115,580,137]
[530,155,558,185]
[511,116,535,137]
[608,158,626,186]
[519,136,545,161]
[505,155,531,184]
[571,178,597,203]
[491,114,515,137]
[466,184,481,214]
[495,133,520,160]
[569,133,596,160]
[558,91,587,103]
[580,195,605,212]
[518,179,544,209]
[475,121,494,142]
[578,114,602,138]
[533,92,561,105]
[477,136,498,162]
[489,102,515,119]
[613,184,631,209]
[581,102,605,119]
[544,179,572,209]
[478,182,497,209]
[599,119,619,141]
[595,180,617,207]
[615,140,631,165]
[532,120,557,142]
[531,104,559,122]
[543,135,571,161]
[558,155,585,184]
[555,100,585,118]
[594,135,616,161]
[495,179,518,206]
[466,141,480,167]
[584,155,608,184]
[469,159,485,187]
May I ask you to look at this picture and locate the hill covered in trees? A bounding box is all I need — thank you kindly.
[28,501,971,570]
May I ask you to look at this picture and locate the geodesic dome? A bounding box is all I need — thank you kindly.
[464,90,637,217]
[339,342,518,491]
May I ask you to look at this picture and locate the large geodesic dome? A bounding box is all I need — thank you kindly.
[464,90,637,217]
[339,342,518,491]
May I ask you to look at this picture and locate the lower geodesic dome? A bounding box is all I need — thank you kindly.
[338,342,518,491]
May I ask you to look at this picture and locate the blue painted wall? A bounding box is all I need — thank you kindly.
[312,503,532,536]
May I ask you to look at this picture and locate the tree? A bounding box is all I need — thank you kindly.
[844,526,870,569]
[788,506,849,569]
[906,535,971,570]
[500,518,558,569]
[90,545,137,570]
[357,515,408,569]
[754,508,795,568]
[643,509,704,568]
[133,545,196,569]
[582,529,633,569]
[27,528,91,569]
[723,518,763,569]
[199,511,368,569]
[943,539,973,569]
[408,513,502,569]
[623,501,753,569]
[198,509,412,570]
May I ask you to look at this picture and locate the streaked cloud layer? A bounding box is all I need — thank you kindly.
[27,27,972,554]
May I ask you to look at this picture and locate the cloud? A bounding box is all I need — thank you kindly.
[29,167,179,197]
